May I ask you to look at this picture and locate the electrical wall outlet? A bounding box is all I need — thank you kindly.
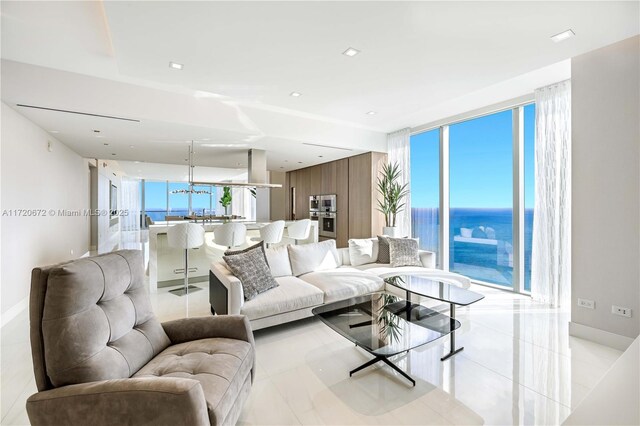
[612,306,632,318]
[578,298,595,309]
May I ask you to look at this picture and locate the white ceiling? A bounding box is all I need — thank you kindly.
[2,1,639,171]
[115,160,247,183]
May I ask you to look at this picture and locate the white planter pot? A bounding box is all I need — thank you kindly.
[382,226,401,237]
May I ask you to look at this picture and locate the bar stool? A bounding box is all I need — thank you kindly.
[251,220,285,248]
[214,223,247,249]
[287,219,311,245]
[167,222,205,296]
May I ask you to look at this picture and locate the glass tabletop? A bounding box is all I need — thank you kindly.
[312,292,460,357]
[383,275,484,306]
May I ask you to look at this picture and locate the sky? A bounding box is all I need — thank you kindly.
[411,103,535,209]
[144,181,219,211]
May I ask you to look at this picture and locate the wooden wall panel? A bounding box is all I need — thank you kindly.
[335,158,349,247]
[370,152,388,237]
[285,152,385,246]
[321,161,337,195]
[348,153,372,239]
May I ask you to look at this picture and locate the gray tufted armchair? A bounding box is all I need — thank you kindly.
[26,250,254,426]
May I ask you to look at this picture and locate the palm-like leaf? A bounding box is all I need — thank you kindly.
[376,162,409,227]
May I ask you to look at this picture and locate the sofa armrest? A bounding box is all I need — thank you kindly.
[418,250,436,268]
[26,378,209,426]
[210,261,244,315]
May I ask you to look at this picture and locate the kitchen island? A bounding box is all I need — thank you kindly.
[148,220,319,291]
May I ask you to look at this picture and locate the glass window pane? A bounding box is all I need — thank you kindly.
[449,110,513,287]
[168,182,189,216]
[192,185,212,216]
[144,180,167,222]
[410,129,440,265]
[524,103,536,292]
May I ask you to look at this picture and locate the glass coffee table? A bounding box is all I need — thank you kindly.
[312,292,460,386]
[383,274,484,361]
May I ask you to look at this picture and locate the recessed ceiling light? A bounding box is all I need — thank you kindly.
[169,61,184,70]
[129,145,134,149]
[342,47,360,57]
[551,29,575,43]
[318,155,323,158]
[111,153,116,156]
[290,92,302,97]
[134,161,140,164]
[50,130,59,134]
[103,143,109,146]
[366,111,377,115]
[93,129,100,133]
[284,160,288,162]
[298,161,303,164]
[280,166,284,169]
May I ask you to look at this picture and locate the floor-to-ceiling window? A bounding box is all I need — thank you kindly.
[168,182,190,216]
[410,129,440,265]
[523,103,536,291]
[410,102,535,292]
[192,184,213,216]
[144,180,168,222]
[449,110,514,287]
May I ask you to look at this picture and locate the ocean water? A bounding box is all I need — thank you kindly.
[412,207,533,291]
[145,209,220,222]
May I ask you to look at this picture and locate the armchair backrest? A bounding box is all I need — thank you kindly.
[29,250,170,391]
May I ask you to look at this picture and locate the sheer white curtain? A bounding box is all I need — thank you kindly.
[387,128,411,237]
[531,80,571,307]
[121,177,141,231]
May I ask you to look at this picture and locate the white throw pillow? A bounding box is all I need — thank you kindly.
[460,227,473,238]
[266,245,293,277]
[348,238,379,266]
[288,240,340,276]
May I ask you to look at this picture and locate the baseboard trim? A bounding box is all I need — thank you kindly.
[569,321,634,351]
[1,296,28,328]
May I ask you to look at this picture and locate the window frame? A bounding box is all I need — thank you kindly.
[411,99,534,295]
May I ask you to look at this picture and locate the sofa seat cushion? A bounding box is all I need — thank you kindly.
[240,276,324,320]
[299,267,384,303]
[134,337,253,426]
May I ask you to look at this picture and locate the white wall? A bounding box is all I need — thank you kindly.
[571,36,640,343]
[1,103,90,322]
[563,336,640,425]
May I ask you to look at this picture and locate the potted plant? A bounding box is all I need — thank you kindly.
[376,162,409,237]
[219,186,232,218]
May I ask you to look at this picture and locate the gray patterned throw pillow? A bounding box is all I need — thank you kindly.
[388,237,421,267]
[377,235,391,263]
[223,242,279,300]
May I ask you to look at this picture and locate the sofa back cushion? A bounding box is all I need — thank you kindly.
[265,245,293,277]
[288,240,340,276]
[40,250,170,388]
[348,238,379,266]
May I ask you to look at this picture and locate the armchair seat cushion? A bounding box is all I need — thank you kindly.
[134,337,253,426]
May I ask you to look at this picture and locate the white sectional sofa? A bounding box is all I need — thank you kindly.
[209,239,471,330]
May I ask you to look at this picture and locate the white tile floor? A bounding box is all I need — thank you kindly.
[1,238,623,425]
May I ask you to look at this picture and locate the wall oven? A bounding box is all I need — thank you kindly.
[309,195,320,212]
[319,212,337,238]
[319,194,337,213]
